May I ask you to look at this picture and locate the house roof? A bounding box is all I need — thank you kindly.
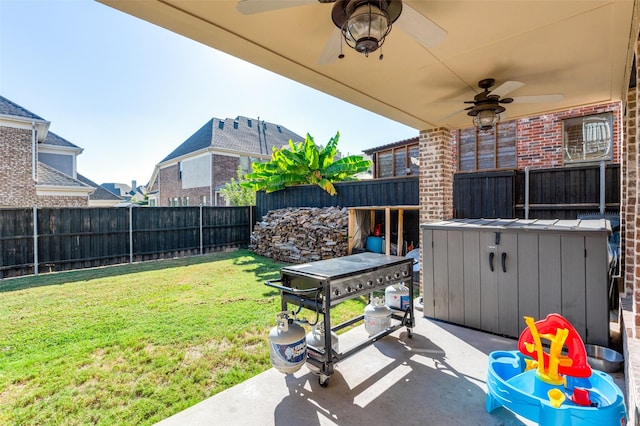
[42,131,81,149]
[77,174,123,201]
[0,95,45,121]
[363,137,420,155]
[160,116,304,163]
[37,162,92,189]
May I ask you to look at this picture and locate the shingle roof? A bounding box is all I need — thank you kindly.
[0,95,46,120]
[77,174,123,201]
[42,131,81,149]
[160,116,305,163]
[36,162,92,188]
[362,136,419,155]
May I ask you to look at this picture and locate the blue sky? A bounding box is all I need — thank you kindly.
[0,0,418,186]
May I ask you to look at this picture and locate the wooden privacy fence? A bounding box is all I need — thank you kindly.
[256,176,419,220]
[454,163,620,220]
[0,206,255,278]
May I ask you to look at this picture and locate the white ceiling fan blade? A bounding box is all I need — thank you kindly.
[511,94,564,103]
[318,28,342,65]
[237,0,318,15]
[395,3,447,49]
[490,81,525,97]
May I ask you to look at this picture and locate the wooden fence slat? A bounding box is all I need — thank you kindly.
[0,206,254,277]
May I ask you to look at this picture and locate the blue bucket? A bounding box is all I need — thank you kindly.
[366,236,384,253]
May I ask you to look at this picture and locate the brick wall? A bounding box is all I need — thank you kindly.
[157,154,241,206]
[0,126,37,207]
[158,164,210,206]
[212,154,240,187]
[418,128,454,223]
[36,195,88,207]
[517,102,622,169]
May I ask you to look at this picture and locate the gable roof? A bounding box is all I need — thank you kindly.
[37,162,92,189]
[363,136,419,155]
[0,95,50,142]
[0,95,45,121]
[77,174,123,201]
[42,131,82,149]
[160,116,304,163]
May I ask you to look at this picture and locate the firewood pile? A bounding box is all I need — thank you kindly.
[250,207,349,263]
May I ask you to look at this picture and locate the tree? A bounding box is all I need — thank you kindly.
[220,166,256,206]
[242,132,371,195]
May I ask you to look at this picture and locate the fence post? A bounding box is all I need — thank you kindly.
[33,205,38,275]
[129,206,133,263]
[199,205,203,255]
[524,167,530,220]
[600,160,606,215]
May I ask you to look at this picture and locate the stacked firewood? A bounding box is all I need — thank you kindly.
[250,207,349,263]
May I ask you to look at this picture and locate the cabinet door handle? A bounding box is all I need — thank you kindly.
[489,252,495,272]
[501,252,507,273]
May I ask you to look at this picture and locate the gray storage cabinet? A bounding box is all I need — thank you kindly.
[421,219,611,346]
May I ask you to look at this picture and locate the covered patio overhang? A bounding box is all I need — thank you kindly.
[98,0,640,422]
[98,0,635,130]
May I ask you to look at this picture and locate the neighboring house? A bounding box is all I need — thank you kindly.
[148,116,304,206]
[363,137,419,178]
[101,180,147,204]
[0,95,122,207]
[77,174,123,207]
[365,102,621,177]
[451,102,621,172]
[101,182,132,199]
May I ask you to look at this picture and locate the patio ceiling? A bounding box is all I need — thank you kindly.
[99,0,638,131]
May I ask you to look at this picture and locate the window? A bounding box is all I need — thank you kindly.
[200,195,207,206]
[374,142,419,178]
[563,113,613,164]
[457,120,517,172]
[184,197,189,206]
[178,162,183,180]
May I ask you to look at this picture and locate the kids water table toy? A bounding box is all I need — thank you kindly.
[486,314,627,425]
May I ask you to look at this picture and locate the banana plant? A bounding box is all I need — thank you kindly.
[242,132,371,195]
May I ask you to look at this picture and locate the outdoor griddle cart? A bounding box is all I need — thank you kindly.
[265,252,414,386]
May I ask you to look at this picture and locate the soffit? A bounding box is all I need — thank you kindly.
[98,0,638,130]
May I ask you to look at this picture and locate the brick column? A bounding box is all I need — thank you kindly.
[631,40,640,332]
[417,128,454,297]
[418,128,454,224]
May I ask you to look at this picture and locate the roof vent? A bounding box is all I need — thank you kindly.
[233,121,238,129]
[276,125,282,133]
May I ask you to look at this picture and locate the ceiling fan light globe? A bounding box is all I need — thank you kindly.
[343,3,391,55]
[473,109,500,130]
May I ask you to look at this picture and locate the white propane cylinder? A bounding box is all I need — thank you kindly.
[364,296,392,336]
[305,322,339,353]
[385,283,410,311]
[269,311,307,374]
[305,322,339,375]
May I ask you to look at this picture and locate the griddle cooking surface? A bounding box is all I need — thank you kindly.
[280,252,409,280]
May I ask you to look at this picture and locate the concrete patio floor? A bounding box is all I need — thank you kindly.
[157,316,626,426]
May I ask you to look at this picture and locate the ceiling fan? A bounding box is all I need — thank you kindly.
[460,78,563,130]
[236,0,447,63]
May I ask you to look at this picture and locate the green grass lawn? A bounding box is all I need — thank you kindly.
[0,249,368,425]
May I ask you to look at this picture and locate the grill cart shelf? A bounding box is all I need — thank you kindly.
[265,252,414,387]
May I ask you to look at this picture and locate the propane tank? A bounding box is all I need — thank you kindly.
[305,322,339,374]
[385,282,410,311]
[305,322,339,353]
[364,296,392,336]
[269,311,307,374]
